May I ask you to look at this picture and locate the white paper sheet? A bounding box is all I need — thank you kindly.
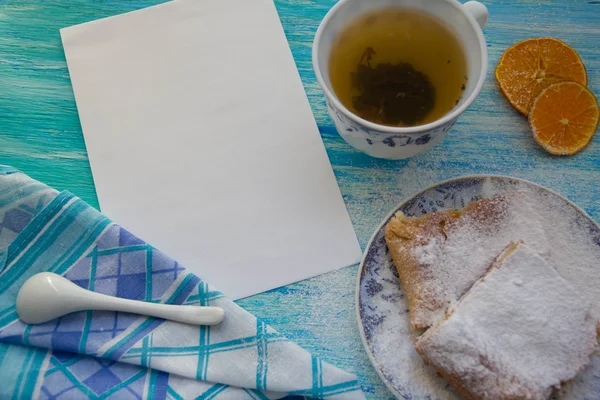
[60,0,361,299]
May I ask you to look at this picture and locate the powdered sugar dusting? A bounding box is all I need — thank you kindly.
[410,192,551,327]
[416,244,597,399]
[358,177,600,400]
[483,179,600,323]
[360,239,461,399]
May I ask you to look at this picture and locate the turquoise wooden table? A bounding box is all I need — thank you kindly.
[1,0,599,398]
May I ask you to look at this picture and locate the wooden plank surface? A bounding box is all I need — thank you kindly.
[1,0,599,397]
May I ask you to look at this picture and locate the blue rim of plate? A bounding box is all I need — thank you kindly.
[354,175,600,399]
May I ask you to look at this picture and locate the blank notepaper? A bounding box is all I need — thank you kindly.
[61,0,362,299]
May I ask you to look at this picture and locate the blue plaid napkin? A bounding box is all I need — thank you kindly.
[0,166,364,399]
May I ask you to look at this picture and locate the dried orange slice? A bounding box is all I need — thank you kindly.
[529,81,599,155]
[496,38,587,115]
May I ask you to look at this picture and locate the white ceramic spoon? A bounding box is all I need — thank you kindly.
[16,272,224,325]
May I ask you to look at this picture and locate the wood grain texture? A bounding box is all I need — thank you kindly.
[1,0,599,398]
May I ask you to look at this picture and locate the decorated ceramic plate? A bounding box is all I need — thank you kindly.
[356,175,600,400]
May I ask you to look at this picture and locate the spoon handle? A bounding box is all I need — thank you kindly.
[80,291,225,325]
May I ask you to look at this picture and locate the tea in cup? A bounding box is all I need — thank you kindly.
[313,0,488,159]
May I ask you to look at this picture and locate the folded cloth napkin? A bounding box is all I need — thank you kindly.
[0,166,364,399]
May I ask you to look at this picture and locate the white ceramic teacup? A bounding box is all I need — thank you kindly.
[313,0,488,159]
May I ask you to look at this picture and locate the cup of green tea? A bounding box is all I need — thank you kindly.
[313,0,488,159]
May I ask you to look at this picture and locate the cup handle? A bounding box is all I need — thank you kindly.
[463,1,488,29]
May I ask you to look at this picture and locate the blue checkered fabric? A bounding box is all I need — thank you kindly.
[0,166,364,399]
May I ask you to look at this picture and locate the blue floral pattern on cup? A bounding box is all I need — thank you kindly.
[326,101,457,159]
